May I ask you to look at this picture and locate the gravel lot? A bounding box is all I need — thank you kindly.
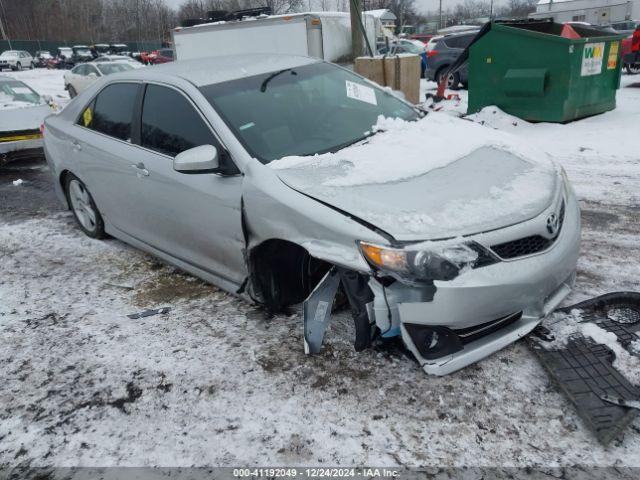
[1,70,640,471]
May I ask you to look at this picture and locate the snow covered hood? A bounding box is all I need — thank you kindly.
[0,104,51,132]
[270,113,559,240]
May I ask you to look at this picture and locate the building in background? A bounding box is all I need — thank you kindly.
[365,9,397,38]
[530,0,640,25]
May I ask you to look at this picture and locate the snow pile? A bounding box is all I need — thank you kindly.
[12,179,24,186]
[543,310,640,386]
[270,113,553,187]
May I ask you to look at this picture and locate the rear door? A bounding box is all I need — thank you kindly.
[72,82,143,232]
[124,83,246,285]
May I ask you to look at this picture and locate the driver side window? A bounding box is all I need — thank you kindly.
[140,84,219,157]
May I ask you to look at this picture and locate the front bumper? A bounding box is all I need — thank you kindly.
[367,190,581,375]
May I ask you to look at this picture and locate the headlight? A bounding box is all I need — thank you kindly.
[359,241,488,283]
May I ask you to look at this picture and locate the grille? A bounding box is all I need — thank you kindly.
[491,201,565,260]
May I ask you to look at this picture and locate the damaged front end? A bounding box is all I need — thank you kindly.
[300,187,580,376]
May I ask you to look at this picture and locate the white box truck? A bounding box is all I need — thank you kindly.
[173,12,379,64]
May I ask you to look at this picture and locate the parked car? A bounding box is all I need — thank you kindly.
[72,45,94,63]
[425,31,479,88]
[0,50,34,71]
[150,48,174,64]
[109,44,129,54]
[48,47,74,70]
[91,44,111,58]
[92,55,144,67]
[33,50,53,68]
[609,19,639,35]
[43,54,581,376]
[411,33,434,45]
[64,61,136,97]
[0,75,53,164]
[140,50,156,64]
[378,40,427,77]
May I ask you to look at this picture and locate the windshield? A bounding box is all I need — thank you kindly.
[0,79,42,108]
[200,62,419,163]
[96,63,134,75]
[75,49,91,55]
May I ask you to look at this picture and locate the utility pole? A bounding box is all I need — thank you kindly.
[350,0,363,60]
[0,0,9,48]
[490,0,494,20]
[439,0,443,30]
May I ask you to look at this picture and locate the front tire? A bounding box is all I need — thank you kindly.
[68,85,77,98]
[16,62,22,71]
[65,174,105,239]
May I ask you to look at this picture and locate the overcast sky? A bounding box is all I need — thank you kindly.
[164,0,509,14]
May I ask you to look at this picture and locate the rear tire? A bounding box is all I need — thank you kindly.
[626,63,640,75]
[436,67,460,89]
[64,174,105,239]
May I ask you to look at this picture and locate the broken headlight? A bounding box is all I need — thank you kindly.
[358,241,495,284]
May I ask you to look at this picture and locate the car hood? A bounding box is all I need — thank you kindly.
[270,115,558,241]
[0,104,51,132]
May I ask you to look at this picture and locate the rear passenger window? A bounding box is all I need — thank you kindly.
[445,35,474,49]
[81,83,138,141]
[141,84,217,157]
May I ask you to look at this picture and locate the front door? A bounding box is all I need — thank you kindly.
[123,83,246,286]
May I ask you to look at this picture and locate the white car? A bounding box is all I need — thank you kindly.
[93,55,143,67]
[0,50,34,71]
[64,62,136,98]
[0,75,52,164]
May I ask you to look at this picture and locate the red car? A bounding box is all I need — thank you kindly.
[151,48,174,64]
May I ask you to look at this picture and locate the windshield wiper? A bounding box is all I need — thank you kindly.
[260,68,297,92]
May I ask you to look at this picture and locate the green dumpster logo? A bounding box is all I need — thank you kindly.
[581,42,605,76]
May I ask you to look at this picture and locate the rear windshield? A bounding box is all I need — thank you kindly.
[200,62,419,164]
[0,79,42,108]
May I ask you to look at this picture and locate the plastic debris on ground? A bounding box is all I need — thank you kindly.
[528,293,640,445]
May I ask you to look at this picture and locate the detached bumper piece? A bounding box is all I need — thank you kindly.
[303,267,375,355]
[528,292,640,445]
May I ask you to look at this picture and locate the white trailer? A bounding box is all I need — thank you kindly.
[530,0,640,25]
[172,12,379,64]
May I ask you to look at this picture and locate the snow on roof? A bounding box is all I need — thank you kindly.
[365,9,397,21]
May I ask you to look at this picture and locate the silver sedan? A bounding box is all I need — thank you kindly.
[43,54,581,376]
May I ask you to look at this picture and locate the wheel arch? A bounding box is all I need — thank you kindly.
[246,238,332,312]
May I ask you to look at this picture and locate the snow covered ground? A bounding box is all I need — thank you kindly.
[1,70,640,471]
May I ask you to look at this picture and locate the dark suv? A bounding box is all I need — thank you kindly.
[425,31,478,89]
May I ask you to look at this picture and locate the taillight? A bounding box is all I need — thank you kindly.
[427,50,439,58]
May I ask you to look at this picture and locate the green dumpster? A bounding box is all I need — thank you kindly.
[467,20,626,122]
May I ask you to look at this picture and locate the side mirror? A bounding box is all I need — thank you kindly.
[173,145,219,173]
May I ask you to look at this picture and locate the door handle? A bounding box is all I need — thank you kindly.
[130,162,149,177]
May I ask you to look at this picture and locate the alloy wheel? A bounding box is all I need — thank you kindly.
[68,179,98,233]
